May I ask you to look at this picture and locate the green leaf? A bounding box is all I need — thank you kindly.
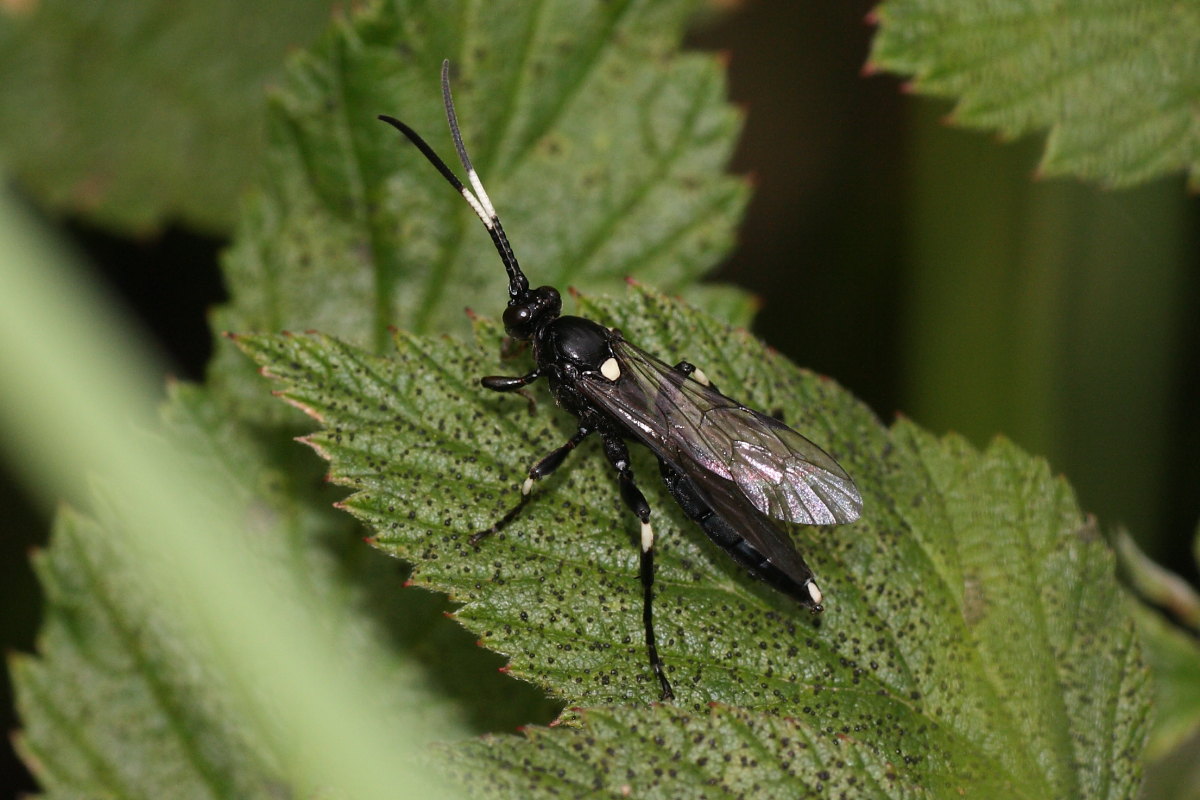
[868,0,1200,188]
[444,704,937,798]
[236,285,1149,797]
[210,0,750,420]
[0,0,334,233]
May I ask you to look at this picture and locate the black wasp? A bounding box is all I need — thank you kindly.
[379,61,862,700]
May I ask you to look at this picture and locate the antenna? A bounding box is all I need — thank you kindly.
[377,60,528,299]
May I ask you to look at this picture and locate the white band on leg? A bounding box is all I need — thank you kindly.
[640,521,654,552]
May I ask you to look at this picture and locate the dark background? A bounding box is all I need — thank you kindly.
[3,1,1198,795]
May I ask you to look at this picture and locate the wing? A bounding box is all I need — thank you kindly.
[578,338,862,526]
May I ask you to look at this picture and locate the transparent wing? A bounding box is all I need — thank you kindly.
[578,338,862,526]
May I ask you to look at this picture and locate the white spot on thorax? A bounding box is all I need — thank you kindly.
[691,368,711,387]
[600,357,621,382]
[640,521,654,552]
[521,477,534,495]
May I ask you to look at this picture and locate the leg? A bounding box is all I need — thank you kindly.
[673,360,716,392]
[482,368,542,414]
[481,367,541,392]
[471,424,592,545]
[602,435,675,701]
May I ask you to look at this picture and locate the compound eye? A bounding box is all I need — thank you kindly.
[503,303,535,338]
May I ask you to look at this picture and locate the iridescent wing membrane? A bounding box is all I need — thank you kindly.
[579,338,863,526]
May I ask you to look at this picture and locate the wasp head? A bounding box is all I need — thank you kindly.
[504,285,561,340]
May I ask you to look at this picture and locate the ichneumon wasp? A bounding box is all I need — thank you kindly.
[378,61,862,700]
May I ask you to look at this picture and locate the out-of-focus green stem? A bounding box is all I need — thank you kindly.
[903,99,1189,554]
[0,186,456,799]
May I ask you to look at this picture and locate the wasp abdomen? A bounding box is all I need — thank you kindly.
[659,460,823,612]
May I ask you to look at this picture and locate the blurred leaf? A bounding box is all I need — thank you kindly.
[868,0,1200,188]
[13,506,285,798]
[210,0,751,423]
[236,285,1149,796]
[0,0,334,233]
[10,383,467,797]
[1141,729,1200,800]
[1134,605,1200,762]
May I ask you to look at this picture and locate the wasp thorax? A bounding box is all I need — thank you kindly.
[504,285,561,339]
